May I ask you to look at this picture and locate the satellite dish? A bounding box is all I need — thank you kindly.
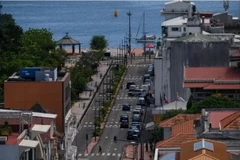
[223,0,229,11]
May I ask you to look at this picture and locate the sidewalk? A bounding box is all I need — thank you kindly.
[71,61,109,125]
[123,143,153,160]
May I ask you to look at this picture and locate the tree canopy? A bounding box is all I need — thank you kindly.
[0,13,66,102]
[90,35,108,50]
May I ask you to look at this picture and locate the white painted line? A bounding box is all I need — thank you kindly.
[105,136,108,139]
[96,153,100,156]
[85,153,89,156]
[102,153,105,156]
[112,153,116,156]
[89,122,93,124]
[85,122,88,124]
[107,153,111,156]
[115,121,118,124]
[118,153,121,156]
[88,125,92,127]
[78,153,82,157]
[83,125,87,127]
[114,148,117,151]
[91,153,94,156]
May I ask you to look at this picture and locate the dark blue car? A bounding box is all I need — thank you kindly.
[122,103,131,111]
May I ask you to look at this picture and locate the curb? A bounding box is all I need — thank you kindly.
[76,63,111,128]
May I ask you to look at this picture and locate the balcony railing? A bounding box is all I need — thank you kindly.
[161,9,189,14]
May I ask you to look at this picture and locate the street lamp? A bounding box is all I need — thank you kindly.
[127,11,132,64]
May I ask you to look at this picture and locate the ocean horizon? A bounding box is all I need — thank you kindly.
[2,1,240,48]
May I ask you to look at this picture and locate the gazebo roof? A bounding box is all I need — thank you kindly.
[57,33,80,45]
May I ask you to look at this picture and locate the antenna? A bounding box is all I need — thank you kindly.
[223,0,229,11]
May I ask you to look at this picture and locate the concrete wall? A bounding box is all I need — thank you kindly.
[167,26,183,38]
[0,145,19,160]
[169,41,229,102]
[4,81,64,132]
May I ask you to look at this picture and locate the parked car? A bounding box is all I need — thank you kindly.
[134,106,143,115]
[128,89,144,97]
[137,97,146,106]
[122,103,131,111]
[141,84,150,92]
[143,74,150,83]
[130,122,141,130]
[127,128,140,140]
[132,109,141,116]
[132,114,141,122]
[126,81,136,89]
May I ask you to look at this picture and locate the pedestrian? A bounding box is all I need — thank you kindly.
[98,145,102,154]
[145,143,148,152]
[150,143,153,151]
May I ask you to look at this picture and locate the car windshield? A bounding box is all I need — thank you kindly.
[133,111,140,114]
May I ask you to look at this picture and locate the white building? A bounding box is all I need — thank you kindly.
[64,109,78,160]
[161,0,196,20]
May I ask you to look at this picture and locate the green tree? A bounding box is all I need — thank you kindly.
[0,14,23,53]
[161,109,185,121]
[90,35,108,50]
[186,94,193,110]
[152,125,163,142]
[186,94,240,114]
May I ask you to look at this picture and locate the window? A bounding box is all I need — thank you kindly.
[183,27,186,32]
[65,84,70,101]
[171,27,179,31]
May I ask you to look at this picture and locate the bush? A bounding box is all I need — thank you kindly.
[92,128,102,137]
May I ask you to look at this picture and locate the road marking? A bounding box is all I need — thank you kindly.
[78,153,82,156]
[88,125,92,127]
[96,153,100,156]
[107,153,111,156]
[83,125,87,127]
[105,136,108,139]
[85,153,88,156]
[91,153,94,156]
[112,153,116,156]
[102,153,105,156]
[118,153,121,156]
[112,119,114,121]
[114,148,117,151]
[85,122,88,124]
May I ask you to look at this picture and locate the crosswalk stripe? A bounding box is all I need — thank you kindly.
[78,153,82,157]
[91,153,94,156]
[118,153,121,156]
[102,153,105,156]
[107,153,111,156]
[112,153,116,156]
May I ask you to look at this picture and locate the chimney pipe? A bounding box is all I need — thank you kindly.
[188,3,192,18]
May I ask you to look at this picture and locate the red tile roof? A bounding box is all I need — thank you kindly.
[156,134,196,148]
[172,119,195,136]
[160,114,200,127]
[220,111,240,130]
[184,67,240,90]
[208,111,236,128]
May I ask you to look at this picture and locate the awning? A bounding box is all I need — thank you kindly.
[31,124,51,133]
[145,122,155,131]
[19,139,39,148]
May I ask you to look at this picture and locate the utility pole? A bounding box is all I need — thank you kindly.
[127,11,132,64]
[140,106,147,160]
[143,11,146,62]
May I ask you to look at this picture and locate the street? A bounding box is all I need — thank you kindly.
[78,61,149,160]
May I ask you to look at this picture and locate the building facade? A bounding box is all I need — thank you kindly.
[4,67,71,132]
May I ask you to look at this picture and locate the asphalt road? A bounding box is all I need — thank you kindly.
[73,63,112,154]
[86,61,150,160]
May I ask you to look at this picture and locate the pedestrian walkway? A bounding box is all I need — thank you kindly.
[71,62,109,124]
[123,143,152,160]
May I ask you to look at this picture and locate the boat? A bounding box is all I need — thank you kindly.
[114,10,118,17]
[136,35,156,43]
[135,12,156,43]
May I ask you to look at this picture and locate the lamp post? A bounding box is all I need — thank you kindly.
[127,11,132,64]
